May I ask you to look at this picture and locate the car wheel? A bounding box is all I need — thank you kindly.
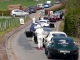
[13,14,16,17]
[47,51,52,59]
[24,14,28,17]
[73,54,79,59]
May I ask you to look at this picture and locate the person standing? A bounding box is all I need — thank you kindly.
[38,12,41,20]
[41,9,45,16]
[32,16,36,23]
[48,11,50,16]
[35,24,44,50]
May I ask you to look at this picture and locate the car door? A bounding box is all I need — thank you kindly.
[19,10,24,16]
[45,33,52,42]
[45,33,53,48]
[15,10,21,16]
[47,34,52,41]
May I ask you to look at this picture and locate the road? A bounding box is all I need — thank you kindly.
[6,11,80,60]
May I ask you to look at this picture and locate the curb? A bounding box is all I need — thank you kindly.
[5,19,32,60]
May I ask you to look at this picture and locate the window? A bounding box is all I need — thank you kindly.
[52,34,66,37]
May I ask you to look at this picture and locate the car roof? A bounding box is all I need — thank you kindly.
[52,37,73,41]
[42,27,52,30]
[50,31,67,34]
[12,9,19,11]
[31,22,38,25]
[39,19,49,21]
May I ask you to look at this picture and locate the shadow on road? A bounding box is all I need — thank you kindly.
[50,23,55,28]
[25,31,33,37]
[49,56,78,60]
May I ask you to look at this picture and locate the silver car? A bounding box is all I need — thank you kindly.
[11,9,29,17]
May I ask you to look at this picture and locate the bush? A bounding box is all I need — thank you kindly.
[0,10,11,16]
[64,0,80,37]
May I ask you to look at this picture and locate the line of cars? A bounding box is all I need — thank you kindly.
[10,1,53,17]
[29,18,79,60]
[24,1,79,59]
[44,10,64,22]
[10,0,62,17]
[43,31,79,59]
[10,6,37,17]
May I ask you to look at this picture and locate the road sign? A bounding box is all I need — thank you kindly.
[20,18,24,24]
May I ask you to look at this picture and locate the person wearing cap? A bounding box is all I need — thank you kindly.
[35,24,44,50]
[32,16,36,23]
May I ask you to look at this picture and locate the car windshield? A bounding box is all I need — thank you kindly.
[39,21,46,23]
[31,23,37,27]
[44,3,49,5]
[43,28,52,32]
[56,39,74,45]
[38,5,42,6]
[58,40,71,44]
[29,6,34,8]
[53,37,74,49]
[52,34,66,37]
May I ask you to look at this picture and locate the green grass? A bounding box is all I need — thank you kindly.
[0,17,31,37]
[0,0,54,10]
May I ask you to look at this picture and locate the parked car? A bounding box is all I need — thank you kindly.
[43,31,67,44]
[54,10,64,19]
[24,8,32,14]
[48,13,60,22]
[44,37,79,59]
[43,3,50,8]
[28,6,36,13]
[35,6,41,10]
[37,4,44,9]
[30,22,39,32]
[11,9,29,17]
[55,1,60,4]
[38,19,50,27]
[42,27,52,39]
[34,27,52,44]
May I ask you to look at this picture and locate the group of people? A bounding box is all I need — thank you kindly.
[32,20,44,50]
[32,9,45,23]
[31,9,45,50]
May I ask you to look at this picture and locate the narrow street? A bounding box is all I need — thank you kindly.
[6,7,80,60]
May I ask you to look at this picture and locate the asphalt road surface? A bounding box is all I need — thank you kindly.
[7,11,80,60]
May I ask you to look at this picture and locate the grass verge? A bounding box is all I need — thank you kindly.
[0,17,31,37]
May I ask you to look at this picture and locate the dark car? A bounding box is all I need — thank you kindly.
[34,27,52,44]
[54,10,64,19]
[28,6,36,13]
[35,6,41,10]
[44,37,79,59]
[24,8,32,14]
[30,23,38,32]
[48,13,60,22]
[43,3,50,8]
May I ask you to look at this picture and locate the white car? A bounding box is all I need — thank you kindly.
[44,31,67,45]
[11,9,29,17]
[37,4,44,9]
[55,1,60,4]
[38,19,50,27]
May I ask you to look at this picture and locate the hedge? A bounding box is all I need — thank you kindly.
[0,10,11,16]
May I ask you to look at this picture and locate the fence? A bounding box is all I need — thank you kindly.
[0,18,24,32]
